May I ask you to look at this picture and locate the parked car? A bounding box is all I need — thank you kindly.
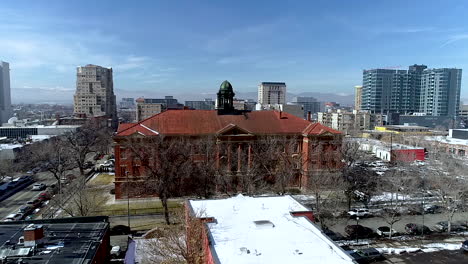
[462,240,468,252]
[376,226,398,237]
[3,213,23,221]
[110,225,131,235]
[31,183,46,191]
[38,192,51,201]
[322,228,345,241]
[434,221,467,232]
[355,248,384,262]
[110,245,121,257]
[345,225,375,239]
[26,199,43,209]
[347,208,371,218]
[18,205,34,216]
[424,204,443,214]
[405,223,432,235]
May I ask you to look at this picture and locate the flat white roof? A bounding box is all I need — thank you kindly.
[189,195,355,264]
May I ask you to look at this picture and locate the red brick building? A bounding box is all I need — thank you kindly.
[113,81,341,199]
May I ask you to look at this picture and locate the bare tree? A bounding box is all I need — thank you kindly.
[49,177,107,217]
[0,160,14,181]
[123,135,192,224]
[64,122,109,176]
[141,207,206,264]
[426,153,467,233]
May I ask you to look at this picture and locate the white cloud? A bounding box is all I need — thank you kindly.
[441,34,468,47]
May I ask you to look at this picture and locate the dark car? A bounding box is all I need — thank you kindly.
[26,199,43,209]
[424,204,444,214]
[356,248,384,261]
[110,225,131,235]
[462,240,468,252]
[405,223,432,235]
[345,225,375,239]
[17,205,34,216]
[434,221,466,232]
[323,228,345,241]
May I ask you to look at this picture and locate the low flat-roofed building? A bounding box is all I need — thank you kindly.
[188,195,355,264]
[0,216,110,264]
[425,129,468,157]
[375,125,430,134]
[354,138,425,162]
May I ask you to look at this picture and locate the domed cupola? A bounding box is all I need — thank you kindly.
[217,80,235,114]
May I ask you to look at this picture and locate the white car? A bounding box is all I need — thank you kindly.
[347,208,371,217]
[376,226,397,237]
[31,183,46,191]
[3,213,22,221]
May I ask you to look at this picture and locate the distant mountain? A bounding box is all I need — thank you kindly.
[122,91,355,106]
[12,86,355,107]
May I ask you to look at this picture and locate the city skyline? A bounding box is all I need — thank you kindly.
[2,1,468,104]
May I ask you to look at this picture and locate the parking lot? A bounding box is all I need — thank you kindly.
[376,250,468,263]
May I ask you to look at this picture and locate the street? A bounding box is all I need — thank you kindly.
[0,171,57,220]
[330,211,468,237]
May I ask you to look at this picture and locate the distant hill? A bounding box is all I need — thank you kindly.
[12,87,354,106]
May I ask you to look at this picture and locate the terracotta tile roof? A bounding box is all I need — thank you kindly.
[302,122,342,135]
[116,110,341,137]
[117,123,136,133]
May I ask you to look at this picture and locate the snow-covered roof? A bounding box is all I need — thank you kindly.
[189,195,355,264]
[426,135,468,146]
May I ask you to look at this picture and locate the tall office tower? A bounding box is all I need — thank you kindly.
[354,85,362,111]
[361,65,427,114]
[290,96,323,119]
[420,68,462,118]
[408,64,427,112]
[258,82,286,105]
[74,64,117,123]
[361,69,396,114]
[0,61,12,125]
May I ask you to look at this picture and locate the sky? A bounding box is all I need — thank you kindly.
[2,0,468,104]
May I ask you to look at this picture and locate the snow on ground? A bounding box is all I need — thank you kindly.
[376,242,461,255]
[370,192,410,202]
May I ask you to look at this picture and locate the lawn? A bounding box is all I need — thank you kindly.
[88,173,115,186]
[94,199,182,216]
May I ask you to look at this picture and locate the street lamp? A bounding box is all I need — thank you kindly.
[355,216,360,243]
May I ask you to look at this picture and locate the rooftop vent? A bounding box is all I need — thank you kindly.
[254,220,275,229]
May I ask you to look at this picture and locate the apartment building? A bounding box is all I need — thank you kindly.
[73,64,117,125]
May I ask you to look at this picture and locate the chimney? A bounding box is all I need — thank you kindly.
[307,111,311,121]
[24,224,44,247]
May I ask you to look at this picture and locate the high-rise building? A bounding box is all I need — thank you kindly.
[0,61,12,125]
[361,65,461,118]
[290,96,323,119]
[73,64,117,124]
[258,82,286,105]
[354,85,362,111]
[420,68,462,118]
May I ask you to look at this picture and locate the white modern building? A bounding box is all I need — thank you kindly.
[0,61,12,125]
[188,195,356,264]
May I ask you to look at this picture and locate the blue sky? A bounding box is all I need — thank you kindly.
[2,0,468,103]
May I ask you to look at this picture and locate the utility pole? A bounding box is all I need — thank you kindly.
[390,133,393,162]
[126,171,130,229]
